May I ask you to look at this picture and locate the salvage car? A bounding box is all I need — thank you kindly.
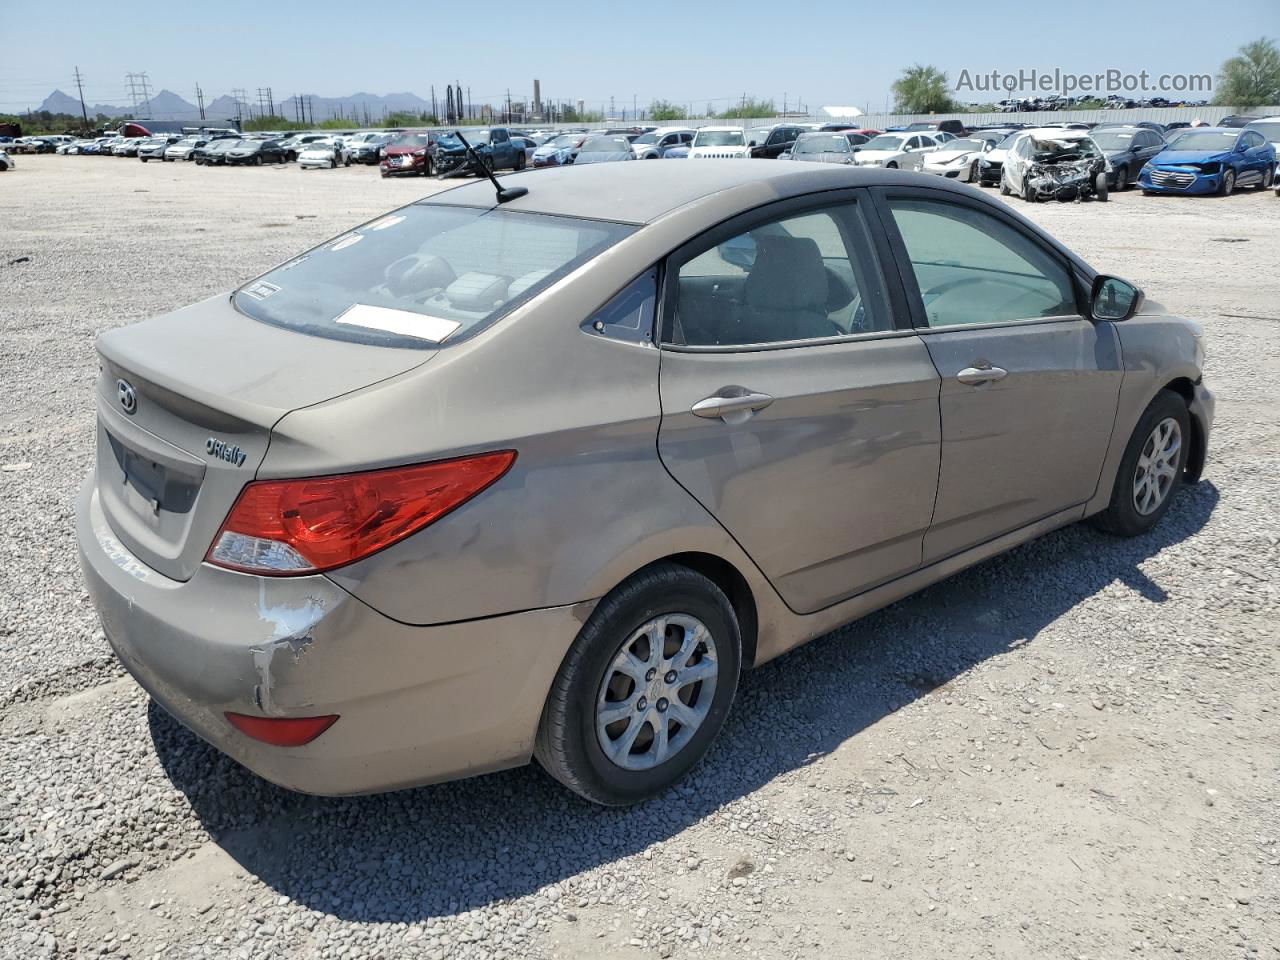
[688,127,751,159]
[852,132,940,169]
[433,127,525,177]
[1138,127,1276,196]
[164,137,208,161]
[349,132,392,165]
[631,127,694,160]
[1001,129,1109,202]
[748,124,805,159]
[920,132,1003,182]
[380,132,443,177]
[195,139,241,166]
[571,134,636,165]
[225,139,290,165]
[77,162,1212,806]
[784,132,860,164]
[298,138,352,169]
[1088,126,1166,190]
[531,132,586,168]
[137,137,179,162]
[0,149,12,172]
[975,130,1023,187]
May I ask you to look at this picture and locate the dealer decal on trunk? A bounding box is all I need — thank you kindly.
[207,437,248,467]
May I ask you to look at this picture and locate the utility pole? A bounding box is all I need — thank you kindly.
[505,88,511,124]
[195,83,206,120]
[267,87,274,119]
[431,85,436,123]
[73,67,90,128]
[466,85,472,120]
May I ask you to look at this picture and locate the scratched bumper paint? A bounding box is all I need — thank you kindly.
[76,476,590,795]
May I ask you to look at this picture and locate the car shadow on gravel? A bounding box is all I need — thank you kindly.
[150,481,1218,923]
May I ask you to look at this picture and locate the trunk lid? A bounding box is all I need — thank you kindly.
[94,294,436,581]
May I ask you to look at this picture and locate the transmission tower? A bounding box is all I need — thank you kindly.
[125,72,152,115]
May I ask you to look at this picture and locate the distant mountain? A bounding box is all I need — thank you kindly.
[34,87,443,124]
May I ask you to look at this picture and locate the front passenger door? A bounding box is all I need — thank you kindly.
[657,194,942,613]
[879,191,1124,562]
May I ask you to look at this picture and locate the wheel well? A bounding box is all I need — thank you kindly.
[1161,377,1206,482]
[644,553,759,669]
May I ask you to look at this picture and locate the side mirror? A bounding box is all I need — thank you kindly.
[1091,275,1143,322]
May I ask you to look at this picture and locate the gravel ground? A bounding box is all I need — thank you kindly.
[1,154,1277,960]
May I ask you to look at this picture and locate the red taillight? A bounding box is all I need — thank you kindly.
[226,712,339,746]
[206,451,515,575]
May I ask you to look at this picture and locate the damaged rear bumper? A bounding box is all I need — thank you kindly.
[76,476,588,795]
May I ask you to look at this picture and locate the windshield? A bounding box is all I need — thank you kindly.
[631,132,658,145]
[391,134,430,148]
[864,135,906,151]
[1244,120,1280,142]
[794,134,851,154]
[693,130,745,147]
[234,205,635,348]
[1028,136,1100,159]
[996,132,1021,148]
[176,138,198,146]
[214,140,243,151]
[548,134,578,148]
[582,136,631,152]
[440,130,491,147]
[1090,131,1137,150]
[947,139,986,152]
[1166,131,1237,151]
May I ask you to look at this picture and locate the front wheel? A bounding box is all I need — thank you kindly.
[534,563,741,806]
[1089,390,1190,537]
[1094,173,1109,202]
[1111,165,1127,191]
[1218,169,1235,196]
[1022,178,1036,202]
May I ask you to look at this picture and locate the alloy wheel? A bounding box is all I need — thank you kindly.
[595,614,719,771]
[1133,417,1181,515]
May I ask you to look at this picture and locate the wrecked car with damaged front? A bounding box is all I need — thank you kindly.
[1001,129,1110,203]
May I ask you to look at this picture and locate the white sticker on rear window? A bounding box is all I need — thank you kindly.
[368,215,405,232]
[334,304,461,342]
[330,234,363,252]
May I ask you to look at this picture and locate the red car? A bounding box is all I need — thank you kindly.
[379,131,441,178]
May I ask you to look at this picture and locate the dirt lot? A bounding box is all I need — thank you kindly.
[1,153,1278,960]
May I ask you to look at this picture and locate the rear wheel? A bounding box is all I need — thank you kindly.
[515,152,526,171]
[1258,165,1274,189]
[534,563,741,806]
[1090,390,1190,537]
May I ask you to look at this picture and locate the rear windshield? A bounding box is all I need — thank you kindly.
[234,205,635,348]
[794,134,851,153]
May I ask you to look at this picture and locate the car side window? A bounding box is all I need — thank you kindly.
[887,198,1078,328]
[583,269,657,345]
[492,129,509,144]
[667,202,889,348]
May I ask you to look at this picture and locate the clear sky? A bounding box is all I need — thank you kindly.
[2,0,1276,114]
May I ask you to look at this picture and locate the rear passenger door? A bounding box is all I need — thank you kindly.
[875,188,1123,562]
[657,192,942,613]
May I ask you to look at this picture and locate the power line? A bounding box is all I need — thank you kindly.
[125,71,152,115]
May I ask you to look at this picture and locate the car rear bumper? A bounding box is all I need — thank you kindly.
[76,476,588,795]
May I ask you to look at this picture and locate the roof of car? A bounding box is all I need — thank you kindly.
[421,160,955,224]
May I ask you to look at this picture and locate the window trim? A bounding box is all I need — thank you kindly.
[656,188,911,354]
[869,185,1092,332]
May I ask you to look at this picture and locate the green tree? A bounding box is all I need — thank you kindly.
[718,98,774,119]
[1214,37,1280,108]
[242,114,307,132]
[891,64,959,114]
[648,99,688,121]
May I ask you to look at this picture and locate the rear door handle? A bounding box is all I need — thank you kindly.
[691,391,774,419]
[956,365,1008,385]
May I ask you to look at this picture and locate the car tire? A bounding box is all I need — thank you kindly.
[999,177,1011,196]
[515,152,526,171]
[1218,169,1235,196]
[1095,173,1109,202]
[1089,390,1190,538]
[1022,178,1036,202]
[1258,165,1274,189]
[1112,165,1127,191]
[885,161,898,169]
[254,156,262,166]
[534,562,742,806]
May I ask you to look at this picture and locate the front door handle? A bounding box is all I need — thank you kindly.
[691,391,774,419]
[956,365,1008,385]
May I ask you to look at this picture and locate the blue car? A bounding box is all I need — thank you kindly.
[1139,126,1276,196]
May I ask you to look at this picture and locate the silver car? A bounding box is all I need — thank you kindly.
[78,163,1213,805]
[853,132,941,169]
